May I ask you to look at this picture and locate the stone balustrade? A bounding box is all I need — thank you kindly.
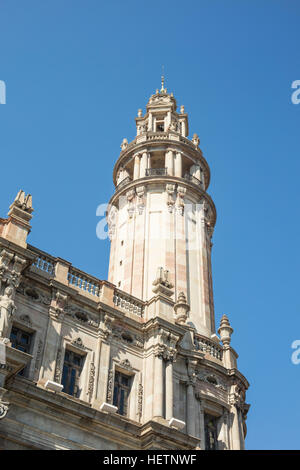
[30,246,55,276]
[116,176,132,189]
[113,289,145,317]
[184,173,202,187]
[194,333,223,361]
[145,168,167,177]
[67,267,102,297]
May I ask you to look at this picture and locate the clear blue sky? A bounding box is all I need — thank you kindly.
[1,0,300,449]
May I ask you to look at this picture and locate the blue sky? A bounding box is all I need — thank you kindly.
[1,0,300,449]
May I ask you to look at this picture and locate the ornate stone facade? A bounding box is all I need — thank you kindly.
[0,82,249,450]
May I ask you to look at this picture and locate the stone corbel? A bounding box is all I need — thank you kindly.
[107,205,118,240]
[176,186,186,215]
[166,184,176,213]
[152,267,174,297]
[50,290,68,319]
[126,189,135,219]
[136,186,145,214]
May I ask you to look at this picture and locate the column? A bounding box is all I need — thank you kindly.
[165,149,174,176]
[238,408,245,450]
[140,151,148,177]
[199,398,206,449]
[165,359,173,420]
[133,154,140,180]
[148,113,153,131]
[194,165,201,181]
[186,381,196,436]
[174,152,182,178]
[39,297,66,384]
[217,411,229,450]
[153,354,164,418]
[96,340,111,405]
[230,404,242,450]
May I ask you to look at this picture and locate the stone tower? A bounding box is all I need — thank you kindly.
[108,79,215,337]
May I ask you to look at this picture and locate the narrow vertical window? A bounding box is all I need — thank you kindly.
[10,326,33,377]
[61,350,84,398]
[112,371,131,416]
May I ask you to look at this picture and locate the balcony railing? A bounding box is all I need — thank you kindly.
[113,289,145,317]
[68,267,102,297]
[145,168,167,177]
[116,176,132,190]
[29,246,55,276]
[194,333,223,361]
[184,173,203,187]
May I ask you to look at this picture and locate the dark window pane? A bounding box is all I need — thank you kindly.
[112,371,131,417]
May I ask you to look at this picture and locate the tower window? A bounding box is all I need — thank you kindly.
[204,414,219,450]
[61,350,84,398]
[113,371,132,416]
[120,260,122,266]
[156,121,164,132]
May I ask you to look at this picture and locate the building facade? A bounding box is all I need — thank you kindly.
[0,82,250,450]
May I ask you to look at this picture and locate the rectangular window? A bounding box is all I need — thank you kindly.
[61,349,84,398]
[113,371,131,416]
[10,326,33,377]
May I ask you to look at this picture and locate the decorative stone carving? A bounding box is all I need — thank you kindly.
[197,370,228,391]
[121,138,128,151]
[176,186,186,215]
[106,369,113,403]
[54,348,62,383]
[152,267,174,297]
[10,190,33,213]
[126,189,135,219]
[166,184,176,213]
[0,388,9,420]
[71,337,85,350]
[0,250,26,292]
[107,205,118,240]
[192,133,200,147]
[18,314,32,327]
[137,383,143,419]
[51,291,68,318]
[174,292,190,325]
[0,287,16,339]
[17,282,51,306]
[88,361,95,399]
[136,186,145,214]
[64,304,99,328]
[119,359,133,371]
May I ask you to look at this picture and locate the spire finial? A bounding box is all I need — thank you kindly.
[161,65,166,92]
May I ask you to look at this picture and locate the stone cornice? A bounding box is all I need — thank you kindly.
[109,176,217,227]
